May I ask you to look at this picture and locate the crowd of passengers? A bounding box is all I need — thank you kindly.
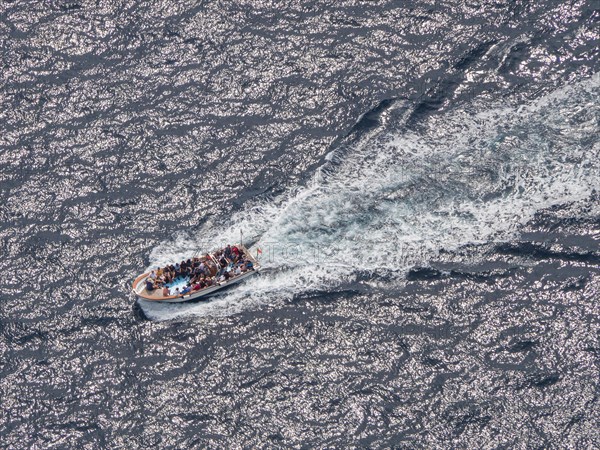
[145,244,255,297]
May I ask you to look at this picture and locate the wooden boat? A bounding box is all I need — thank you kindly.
[132,244,260,303]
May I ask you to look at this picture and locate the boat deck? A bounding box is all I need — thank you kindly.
[133,244,260,302]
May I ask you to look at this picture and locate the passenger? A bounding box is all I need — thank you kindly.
[224,245,232,260]
[145,278,154,291]
[162,286,170,296]
[174,287,181,297]
[193,283,202,291]
[245,260,254,270]
[218,270,230,282]
[234,265,242,276]
[149,270,157,280]
[181,285,192,295]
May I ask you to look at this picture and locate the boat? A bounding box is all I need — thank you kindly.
[132,244,261,303]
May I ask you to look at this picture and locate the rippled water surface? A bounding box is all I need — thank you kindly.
[1,0,599,447]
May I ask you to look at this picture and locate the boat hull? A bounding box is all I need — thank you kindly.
[133,269,259,303]
[133,244,261,303]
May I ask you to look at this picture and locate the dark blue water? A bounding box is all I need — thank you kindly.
[1,0,599,447]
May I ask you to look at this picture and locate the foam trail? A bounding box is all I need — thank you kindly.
[141,74,599,321]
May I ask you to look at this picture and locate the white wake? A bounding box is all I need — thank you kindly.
[140,74,600,320]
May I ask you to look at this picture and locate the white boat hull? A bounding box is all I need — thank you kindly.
[133,269,259,303]
[132,244,261,303]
